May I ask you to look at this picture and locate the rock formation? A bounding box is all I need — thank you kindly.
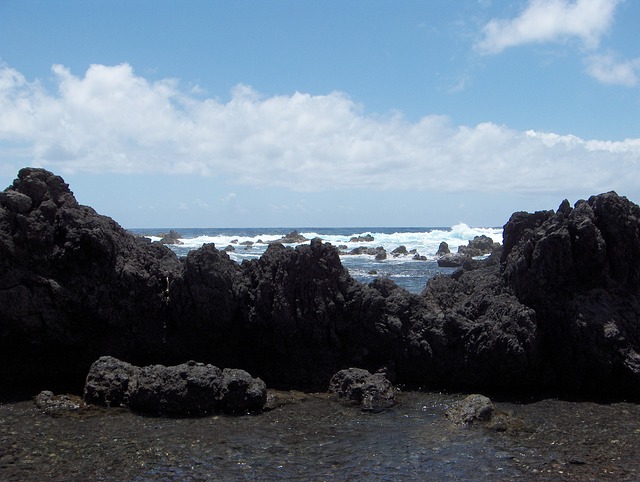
[2,168,640,399]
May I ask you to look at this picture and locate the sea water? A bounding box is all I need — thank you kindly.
[132,224,502,293]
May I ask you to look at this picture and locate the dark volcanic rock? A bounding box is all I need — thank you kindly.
[270,230,309,244]
[437,252,471,267]
[158,229,183,245]
[328,367,396,412]
[350,234,374,242]
[84,356,266,415]
[3,167,640,399]
[435,241,450,256]
[391,245,409,257]
[458,235,500,257]
[499,193,640,394]
[0,168,182,395]
[445,394,495,426]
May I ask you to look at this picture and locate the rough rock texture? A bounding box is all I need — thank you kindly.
[2,168,640,399]
[499,193,640,394]
[34,390,83,416]
[0,168,182,395]
[328,368,396,412]
[445,394,496,426]
[84,356,266,415]
[458,235,501,257]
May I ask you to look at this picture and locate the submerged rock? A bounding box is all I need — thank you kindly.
[84,356,266,416]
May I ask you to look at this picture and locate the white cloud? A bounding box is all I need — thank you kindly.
[476,0,620,54]
[1,63,639,197]
[585,52,640,86]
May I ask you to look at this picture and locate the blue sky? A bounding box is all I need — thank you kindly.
[1,0,639,228]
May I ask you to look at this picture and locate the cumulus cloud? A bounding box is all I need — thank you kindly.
[476,0,620,54]
[1,63,639,196]
[585,52,640,86]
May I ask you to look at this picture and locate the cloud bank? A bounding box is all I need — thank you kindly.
[1,63,639,196]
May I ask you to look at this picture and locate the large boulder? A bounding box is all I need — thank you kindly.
[84,356,266,415]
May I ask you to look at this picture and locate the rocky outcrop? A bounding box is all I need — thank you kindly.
[498,193,640,394]
[328,368,396,412]
[0,168,182,396]
[2,168,640,399]
[84,356,266,415]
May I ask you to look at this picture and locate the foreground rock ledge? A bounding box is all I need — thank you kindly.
[84,356,267,416]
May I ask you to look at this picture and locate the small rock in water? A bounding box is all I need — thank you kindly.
[445,394,495,426]
[328,367,396,412]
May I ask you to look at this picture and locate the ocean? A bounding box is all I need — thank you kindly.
[132,223,503,293]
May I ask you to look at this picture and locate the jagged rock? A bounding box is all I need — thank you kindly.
[223,245,235,252]
[239,240,254,246]
[84,356,266,416]
[499,193,640,393]
[0,168,182,395]
[328,368,396,412]
[445,394,495,426]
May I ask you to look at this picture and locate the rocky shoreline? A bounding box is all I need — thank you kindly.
[2,167,640,401]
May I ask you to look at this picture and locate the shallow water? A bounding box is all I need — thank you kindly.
[2,391,639,481]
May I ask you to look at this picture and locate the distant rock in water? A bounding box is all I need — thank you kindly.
[159,229,184,245]
[2,167,640,399]
[435,241,450,256]
[391,246,409,257]
[350,234,374,242]
[269,230,309,244]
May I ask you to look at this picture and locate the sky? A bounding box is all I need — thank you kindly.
[1,0,639,228]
